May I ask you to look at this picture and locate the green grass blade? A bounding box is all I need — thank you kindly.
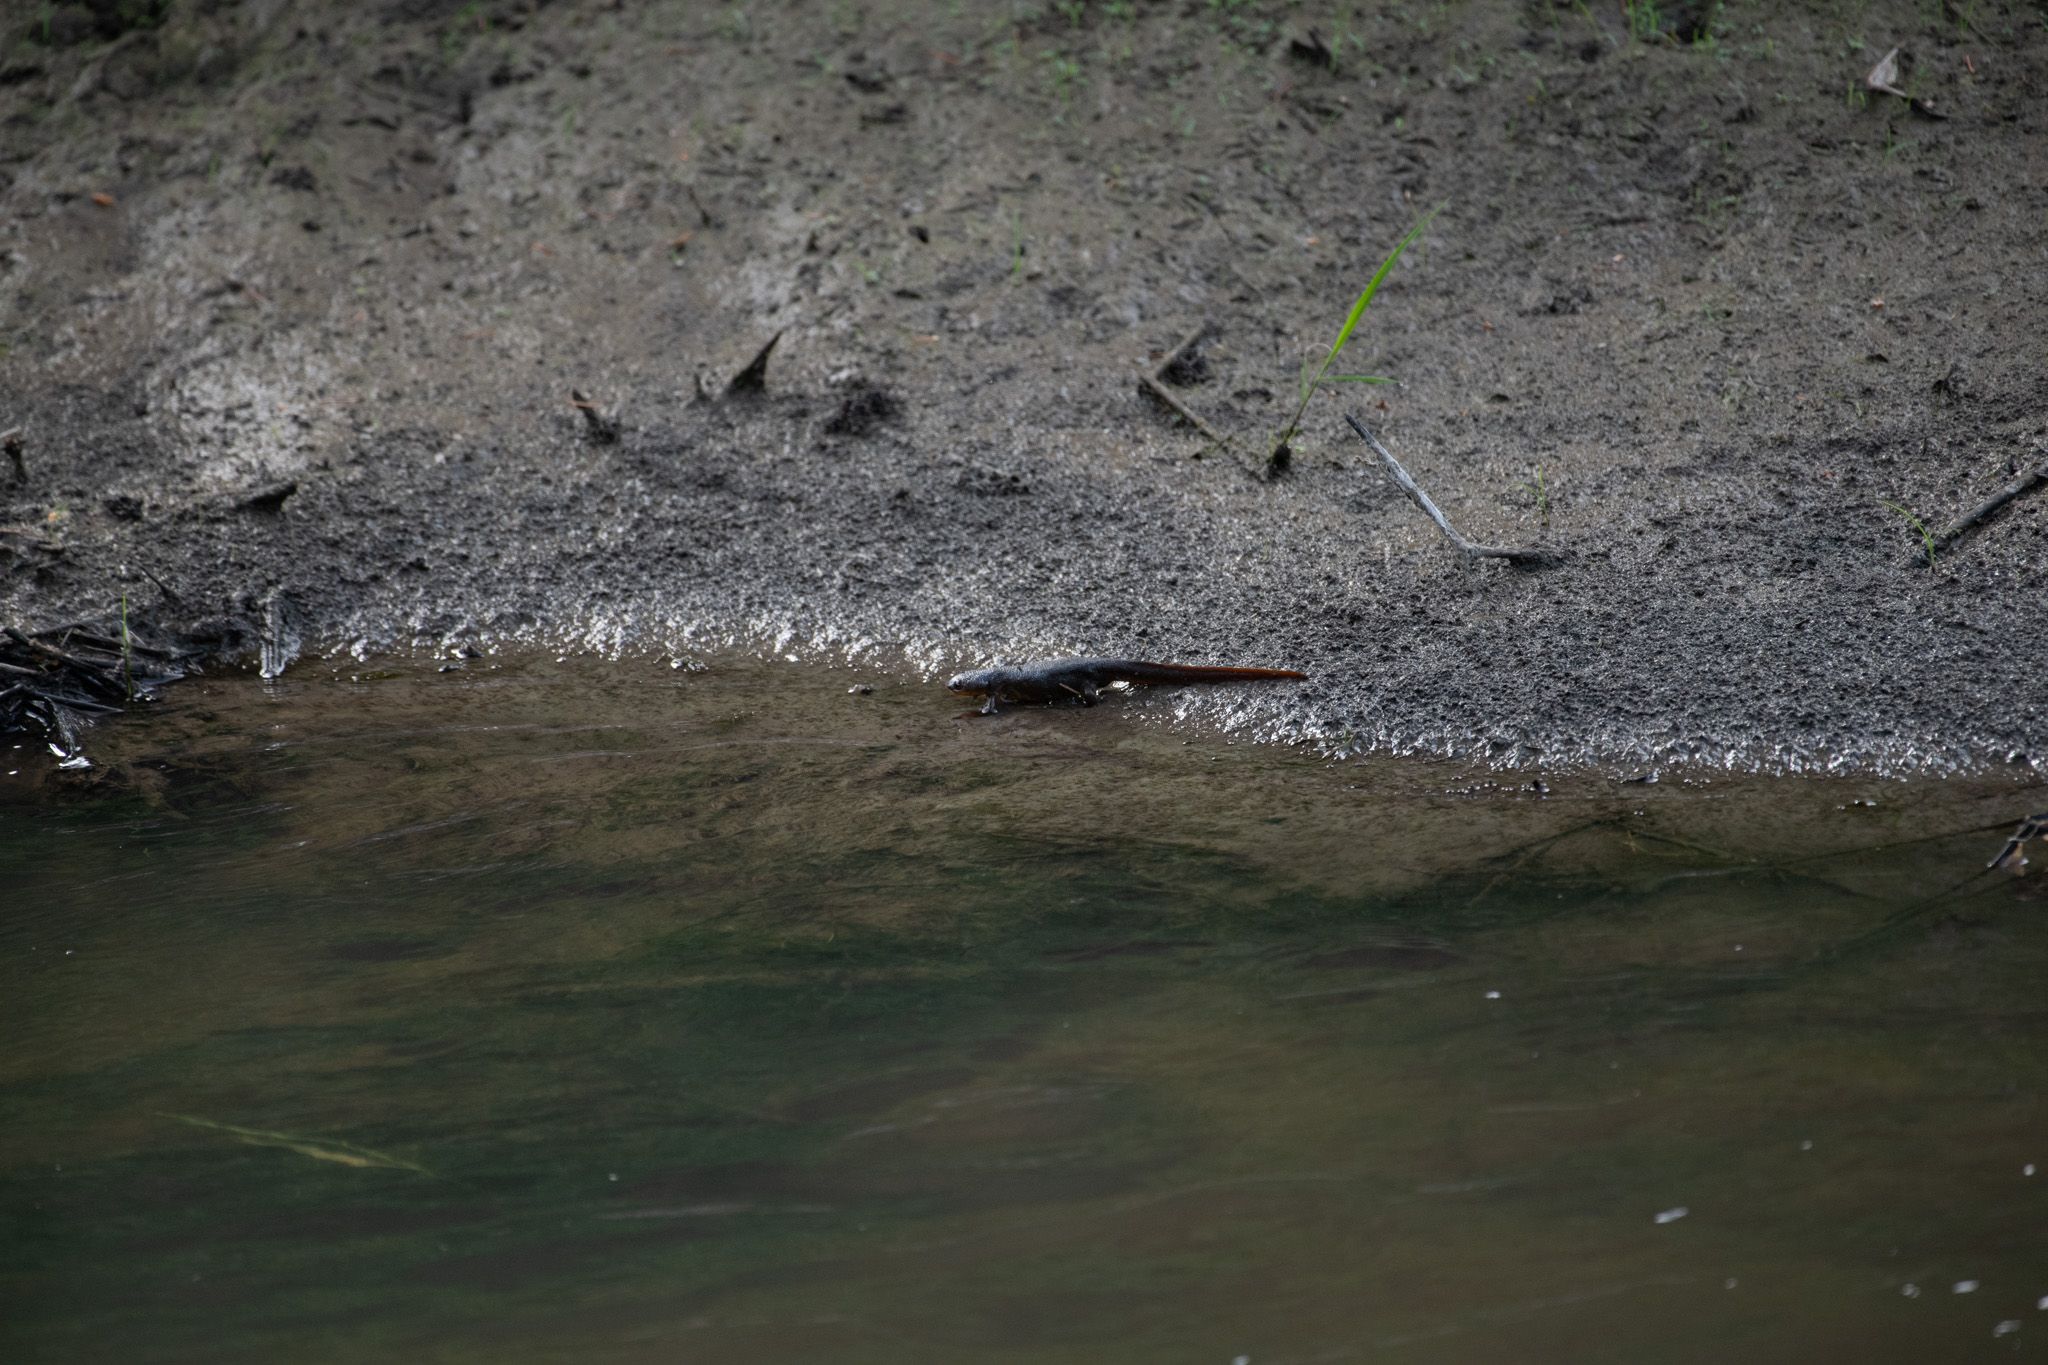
[1881,499,1937,568]
[1265,203,1443,474]
[1320,203,1442,374]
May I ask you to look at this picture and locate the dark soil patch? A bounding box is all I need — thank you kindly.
[824,384,903,437]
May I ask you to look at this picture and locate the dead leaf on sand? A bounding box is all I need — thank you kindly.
[1865,46,1949,118]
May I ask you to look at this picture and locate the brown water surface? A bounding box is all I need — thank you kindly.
[1,656,2043,1362]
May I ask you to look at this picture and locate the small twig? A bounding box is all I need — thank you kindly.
[1344,414,1557,566]
[569,388,621,444]
[1989,811,2046,874]
[45,693,123,715]
[30,617,109,640]
[42,628,180,660]
[5,685,120,715]
[1137,325,1228,449]
[237,480,298,514]
[1865,46,1949,120]
[138,565,185,605]
[5,625,94,670]
[1138,375,1226,446]
[1154,325,1208,380]
[222,277,270,307]
[2,626,127,700]
[1916,465,2048,564]
[726,331,782,396]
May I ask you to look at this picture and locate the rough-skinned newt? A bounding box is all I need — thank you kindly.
[946,657,1307,715]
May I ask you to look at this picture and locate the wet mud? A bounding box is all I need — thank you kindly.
[0,1,2043,773]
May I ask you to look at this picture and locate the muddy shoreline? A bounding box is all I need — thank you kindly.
[2,1,2043,775]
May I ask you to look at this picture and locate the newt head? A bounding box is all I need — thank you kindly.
[945,668,997,697]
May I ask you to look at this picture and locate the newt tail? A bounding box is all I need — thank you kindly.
[945,656,1307,715]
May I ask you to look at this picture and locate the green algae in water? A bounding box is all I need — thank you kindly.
[0,656,2043,1363]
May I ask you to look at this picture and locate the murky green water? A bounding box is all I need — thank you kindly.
[1,656,2043,1363]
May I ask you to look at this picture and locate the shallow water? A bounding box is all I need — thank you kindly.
[1,655,2043,1363]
